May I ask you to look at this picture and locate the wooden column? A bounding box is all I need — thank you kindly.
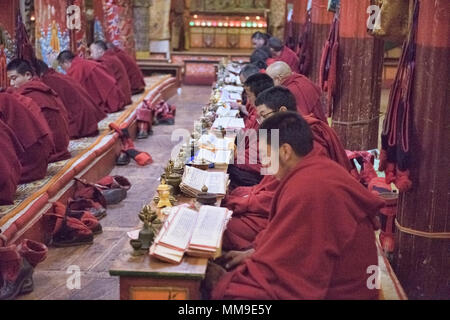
[309,0,333,84]
[331,0,384,150]
[0,0,19,88]
[393,0,450,300]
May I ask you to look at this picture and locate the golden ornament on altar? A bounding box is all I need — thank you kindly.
[157,178,172,208]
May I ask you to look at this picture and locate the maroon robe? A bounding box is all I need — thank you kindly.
[274,46,300,73]
[244,102,259,131]
[15,79,71,163]
[109,47,145,94]
[0,93,53,183]
[0,120,23,205]
[66,56,126,113]
[282,73,327,122]
[213,155,384,300]
[98,51,132,104]
[304,115,354,175]
[222,175,280,251]
[41,68,106,139]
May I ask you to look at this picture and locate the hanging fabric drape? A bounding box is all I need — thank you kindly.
[379,0,418,193]
[319,12,339,117]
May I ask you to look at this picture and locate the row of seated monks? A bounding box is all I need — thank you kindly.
[0,41,145,206]
[204,59,385,299]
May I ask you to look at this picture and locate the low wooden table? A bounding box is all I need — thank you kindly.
[138,60,183,87]
[109,165,230,300]
[109,242,208,300]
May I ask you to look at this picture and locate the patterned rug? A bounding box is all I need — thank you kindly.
[0,75,169,218]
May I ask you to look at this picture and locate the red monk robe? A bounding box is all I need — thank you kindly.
[0,120,23,205]
[41,68,106,139]
[213,155,384,300]
[0,93,53,183]
[222,175,279,251]
[274,46,300,74]
[98,51,132,104]
[304,115,354,175]
[243,102,259,130]
[109,47,145,94]
[282,73,328,122]
[222,130,332,251]
[66,56,126,113]
[14,79,71,163]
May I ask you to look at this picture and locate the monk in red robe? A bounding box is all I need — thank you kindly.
[107,44,145,95]
[36,60,106,139]
[7,59,71,163]
[89,41,132,105]
[57,50,126,113]
[268,37,300,73]
[0,119,23,205]
[223,86,357,251]
[228,74,274,189]
[207,112,384,300]
[0,92,53,183]
[266,61,327,122]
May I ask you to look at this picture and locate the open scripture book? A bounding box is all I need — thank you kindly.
[150,205,232,264]
[180,165,229,197]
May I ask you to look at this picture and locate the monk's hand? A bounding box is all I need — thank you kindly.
[222,249,255,270]
[204,261,227,294]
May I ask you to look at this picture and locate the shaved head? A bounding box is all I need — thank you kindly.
[266,61,292,86]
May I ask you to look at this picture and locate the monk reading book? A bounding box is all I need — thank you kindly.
[89,40,132,105]
[268,37,300,74]
[206,112,385,300]
[227,73,274,189]
[0,92,53,183]
[57,50,126,114]
[223,86,356,251]
[37,60,106,139]
[0,119,23,205]
[266,61,327,122]
[7,59,71,163]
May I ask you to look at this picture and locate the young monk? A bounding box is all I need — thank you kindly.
[228,73,274,189]
[251,32,270,49]
[36,60,106,139]
[107,44,146,95]
[89,40,132,105]
[0,119,23,205]
[0,92,53,183]
[266,61,327,122]
[57,50,126,114]
[232,64,260,129]
[7,59,71,163]
[207,112,384,300]
[268,37,300,73]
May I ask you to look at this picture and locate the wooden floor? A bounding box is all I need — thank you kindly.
[19,86,211,300]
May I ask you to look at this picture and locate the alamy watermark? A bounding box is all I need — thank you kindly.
[67,5,81,31]
[66,265,81,290]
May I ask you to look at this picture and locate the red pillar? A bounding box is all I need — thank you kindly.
[331,0,384,150]
[285,0,308,49]
[393,0,450,299]
[309,0,334,84]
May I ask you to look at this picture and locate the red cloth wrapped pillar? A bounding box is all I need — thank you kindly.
[331,0,384,150]
[393,0,450,300]
[309,0,334,83]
